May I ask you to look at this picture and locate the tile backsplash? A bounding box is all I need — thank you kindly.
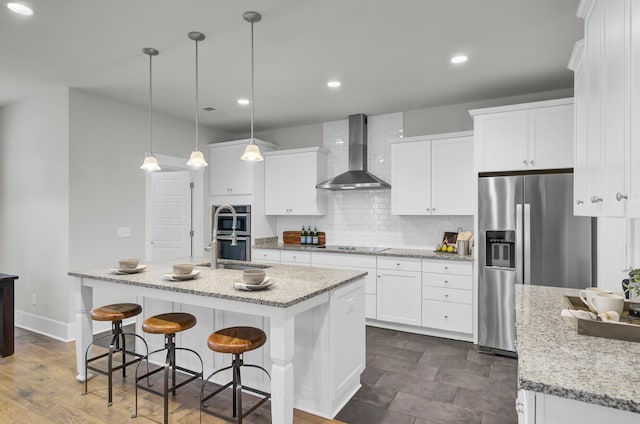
[274,112,473,249]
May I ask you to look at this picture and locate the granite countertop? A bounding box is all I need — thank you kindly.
[254,243,474,262]
[69,258,366,308]
[515,284,640,413]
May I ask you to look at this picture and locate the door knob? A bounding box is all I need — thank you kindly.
[616,192,628,201]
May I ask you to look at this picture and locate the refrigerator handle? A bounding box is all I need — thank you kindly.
[524,204,531,284]
[516,204,523,284]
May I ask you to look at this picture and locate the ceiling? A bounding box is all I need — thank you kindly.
[0,0,583,134]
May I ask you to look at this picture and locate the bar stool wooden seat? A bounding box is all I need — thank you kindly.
[83,303,149,406]
[132,312,203,424]
[201,326,271,423]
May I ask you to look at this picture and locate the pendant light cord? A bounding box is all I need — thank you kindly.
[148,53,153,153]
[194,38,200,151]
[250,20,255,145]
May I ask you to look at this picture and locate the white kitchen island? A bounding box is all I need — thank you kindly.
[69,259,367,423]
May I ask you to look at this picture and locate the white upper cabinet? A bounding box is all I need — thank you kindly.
[628,1,640,217]
[390,132,474,216]
[264,147,327,215]
[208,139,276,196]
[573,0,639,217]
[391,140,431,214]
[469,98,574,173]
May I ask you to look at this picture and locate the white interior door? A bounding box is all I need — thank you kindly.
[150,170,192,261]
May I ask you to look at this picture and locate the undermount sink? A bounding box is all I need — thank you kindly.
[219,263,269,271]
[196,262,269,271]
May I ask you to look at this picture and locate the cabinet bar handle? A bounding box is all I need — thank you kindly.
[576,199,584,205]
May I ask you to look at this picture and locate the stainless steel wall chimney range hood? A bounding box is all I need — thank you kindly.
[316,114,391,190]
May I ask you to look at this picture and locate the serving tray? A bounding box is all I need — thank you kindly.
[563,295,640,343]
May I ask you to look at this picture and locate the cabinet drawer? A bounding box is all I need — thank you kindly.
[377,257,421,272]
[422,300,472,334]
[312,252,377,268]
[422,273,472,290]
[252,249,281,263]
[422,260,471,275]
[280,251,311,265]
[422,286,472,304]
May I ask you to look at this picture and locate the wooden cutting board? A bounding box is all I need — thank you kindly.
[283,231,326,245]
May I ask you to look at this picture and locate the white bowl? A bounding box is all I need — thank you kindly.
[242,269,266,285]
[172,263,194,275]
[118,258,139,269]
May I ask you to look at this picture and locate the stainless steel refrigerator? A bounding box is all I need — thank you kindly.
[478,172,595,354]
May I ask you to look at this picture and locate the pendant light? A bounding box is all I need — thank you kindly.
[240,11,264,161]
[140,47,161,172]
[186,31,208,168]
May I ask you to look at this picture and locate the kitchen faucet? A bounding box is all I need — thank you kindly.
[210,204,237,269]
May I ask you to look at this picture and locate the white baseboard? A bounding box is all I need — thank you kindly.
[15,310,74,342]
[15,310,137,342]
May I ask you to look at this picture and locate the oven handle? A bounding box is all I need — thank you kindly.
[214,213,250,218]
[216,235,250,241]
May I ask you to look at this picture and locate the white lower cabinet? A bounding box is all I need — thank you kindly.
[312,252,377,319]
[520,390,639,424]
[280,251,311,266]
[376,258,422,326]
[252,248,281,264]
[421,260,473,335]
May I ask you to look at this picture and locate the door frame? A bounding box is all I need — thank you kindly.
[144,154,205,261]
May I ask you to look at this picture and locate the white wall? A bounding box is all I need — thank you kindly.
[0,87,70,337]
[254,123,323,149]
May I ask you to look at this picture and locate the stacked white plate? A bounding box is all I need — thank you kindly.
[234,277,274,291]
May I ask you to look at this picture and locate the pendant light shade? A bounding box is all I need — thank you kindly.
[187,31,208,168]
[140,47,161,172]
[240,11,263,162]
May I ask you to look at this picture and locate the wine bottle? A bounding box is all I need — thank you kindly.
[300,226,306,244]
[306,225,313,244]
[312,226,319,245]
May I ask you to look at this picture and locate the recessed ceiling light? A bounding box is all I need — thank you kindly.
[6,2,33,16]
[327,81,341,88]
[237,98,250,105]
[451,54,468,64]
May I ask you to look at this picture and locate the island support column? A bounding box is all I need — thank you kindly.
[270,312,295,424]
[74,277,94,381]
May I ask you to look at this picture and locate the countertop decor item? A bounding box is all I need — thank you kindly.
[283,231,326,245]
[240,11,264,162]
[186,31,208,168]
[562,295,640,342]
[139,47,161,172]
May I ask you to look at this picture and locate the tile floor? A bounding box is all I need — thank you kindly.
[335,326,518,424]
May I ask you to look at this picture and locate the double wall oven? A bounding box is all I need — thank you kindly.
[211,205,251,261]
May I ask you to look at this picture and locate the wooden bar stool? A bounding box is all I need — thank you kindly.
[132,312,203,424]
[201,326,271,423]
[83,303,149,406]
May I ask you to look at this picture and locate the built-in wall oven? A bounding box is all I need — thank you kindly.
[212,205,251,261]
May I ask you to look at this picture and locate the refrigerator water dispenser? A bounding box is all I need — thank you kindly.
[486,230,515,269]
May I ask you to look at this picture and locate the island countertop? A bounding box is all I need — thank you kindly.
[69,258,367,308]
[515,284,640,413]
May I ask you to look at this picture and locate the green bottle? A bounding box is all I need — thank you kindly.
[306,226,313,244]
[300,226,306,244]
[312,226,319,245]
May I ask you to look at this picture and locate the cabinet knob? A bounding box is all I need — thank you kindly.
[444,315,448,319]
[396,263,400,266]
[444,280,448,284]
[377,275,381,278]
[444,294,449,298]
[529,160,535,166]
[576,199,584,205]
[590,196,603,203]
[444,266,448,270]
[522,160,527,165]
[431,208,436,212]
[616,192,628,201]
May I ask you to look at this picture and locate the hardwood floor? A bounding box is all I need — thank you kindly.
[0,327,517,423]
[0,328,339,424]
